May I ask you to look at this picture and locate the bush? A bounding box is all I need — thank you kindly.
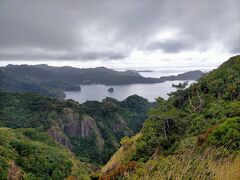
[7,132,74,179]
[208,117,240,152]
[0,156,9,179]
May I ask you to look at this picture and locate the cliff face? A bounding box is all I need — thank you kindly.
[80,115,105,151]
[47,127,73,150]
[47,108,105,152]
[60,108,81,138]
[46,105,138,162]
[80,115,100,139]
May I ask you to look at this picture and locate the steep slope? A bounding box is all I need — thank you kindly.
[0,93,152,164]
[101,55,240,179]
[0,128,91,179]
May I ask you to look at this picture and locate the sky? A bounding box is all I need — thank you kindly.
[0,0,239,70]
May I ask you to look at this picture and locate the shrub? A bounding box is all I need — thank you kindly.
[0,156,9,179]
[208,117,240,152]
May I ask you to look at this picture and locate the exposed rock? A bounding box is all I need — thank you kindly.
[47,127,73,150]
[45,108,77,150]
[60,108,81,137]
[56,107,105,151]
[80,115,105,151]
[63,122,80,137]
[80,116,96,138]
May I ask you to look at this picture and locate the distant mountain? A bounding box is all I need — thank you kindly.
[136,70,153,72]
[0,64,204,99]
[159,70,204,81]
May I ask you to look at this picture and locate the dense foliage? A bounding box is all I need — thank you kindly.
[0,128,91,179]
[0,93,60,130]
[133,55,240,160]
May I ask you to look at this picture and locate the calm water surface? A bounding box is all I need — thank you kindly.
[65,80,195,103]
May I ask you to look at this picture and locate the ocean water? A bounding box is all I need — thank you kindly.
[65,80,195,103]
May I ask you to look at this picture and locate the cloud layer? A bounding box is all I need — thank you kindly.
[0,0,239,64]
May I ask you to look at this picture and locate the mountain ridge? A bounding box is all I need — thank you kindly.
[0,64,204,99]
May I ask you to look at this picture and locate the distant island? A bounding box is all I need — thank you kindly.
[108,87,114,92]
[159,70,204,81]
[136,70,153,72]
[0,64,204,99]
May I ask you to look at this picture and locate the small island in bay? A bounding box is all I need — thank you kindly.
[108,87,114,92]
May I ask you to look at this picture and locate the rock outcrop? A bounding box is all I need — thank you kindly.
[47,125,73,150]
[48,107,105,152]
[80,115,105,150]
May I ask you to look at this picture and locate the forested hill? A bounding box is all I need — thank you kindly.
[101,55,240,179]
[0,128,92,179]
[0,92,152,167]
[0,64,203,99]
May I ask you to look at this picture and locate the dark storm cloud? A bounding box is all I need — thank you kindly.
[0,0,239,61]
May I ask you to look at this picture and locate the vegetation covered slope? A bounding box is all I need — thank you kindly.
[0,93,152,165]
[101,55,240,179]
[0,64,203,99]
[0,128,91,179]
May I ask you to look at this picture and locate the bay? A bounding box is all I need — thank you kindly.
[65,80,195,103]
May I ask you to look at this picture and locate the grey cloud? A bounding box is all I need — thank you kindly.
[0,49,127,61]
[146,40,193,53]
[0,0,88,50]
[59,51,128,60]
[0,0,239,61]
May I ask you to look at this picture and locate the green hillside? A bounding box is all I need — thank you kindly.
[101,55,240,179]
[0,128,91,179]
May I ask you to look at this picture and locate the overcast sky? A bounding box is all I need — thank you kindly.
[0,0,239,69]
